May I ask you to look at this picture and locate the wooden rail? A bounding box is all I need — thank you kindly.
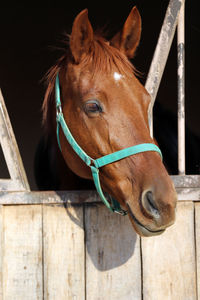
[0,90,30,192]
[0,176,199,205]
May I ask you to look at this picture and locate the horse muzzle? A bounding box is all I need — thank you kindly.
[126,189,176,237]
[127,203,166,237]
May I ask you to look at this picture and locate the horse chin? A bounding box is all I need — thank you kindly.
[126,204,165,237]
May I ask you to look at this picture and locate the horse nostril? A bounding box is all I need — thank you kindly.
[142,191,160,219]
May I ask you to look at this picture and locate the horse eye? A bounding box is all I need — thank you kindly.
[84,100,103,114]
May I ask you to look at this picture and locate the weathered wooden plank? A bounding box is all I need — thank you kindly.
[0,179,28,192]
[0,190,99,205]
[142,201,196,300]
[195,202,200,300]
[2,205,43,300]
[85,204,141,300]
[0,187,200,206]
[146,0,184,135]
[1,176,200,205]
[43,204,85,300]
[0,206,3,299]
[0,90,29,191]
[176,188,200,201]
[172,175,200,188]
[177,1,185,175]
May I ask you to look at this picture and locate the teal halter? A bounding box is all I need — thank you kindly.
[55,74,162,215]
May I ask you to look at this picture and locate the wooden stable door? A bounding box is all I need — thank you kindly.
[0,195,199,300]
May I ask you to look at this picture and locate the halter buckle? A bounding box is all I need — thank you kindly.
[114,209,128,216]
[56,104,62,116]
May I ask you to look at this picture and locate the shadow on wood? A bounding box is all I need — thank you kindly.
[65,202,139,271]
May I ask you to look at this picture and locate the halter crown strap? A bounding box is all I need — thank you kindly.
[55,74,162,215]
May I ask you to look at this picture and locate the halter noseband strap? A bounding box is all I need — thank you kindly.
[55,74,162,215]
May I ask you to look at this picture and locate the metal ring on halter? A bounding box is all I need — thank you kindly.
[56,105,62,116]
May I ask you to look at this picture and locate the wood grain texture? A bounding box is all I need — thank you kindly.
[1,187,200,205]
[142,201,196,300]
[0,206,3,299]
[0,90,30,191]
[195,202,200,300]
[43,204,85,300]
[172,175,200,188]
[2,205,43,300]
[0,190,99,205]
[85,204,141,300]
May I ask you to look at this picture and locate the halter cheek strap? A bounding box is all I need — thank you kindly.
[55,74,162,215]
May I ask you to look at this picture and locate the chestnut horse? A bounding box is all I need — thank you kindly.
[42,7,177,236]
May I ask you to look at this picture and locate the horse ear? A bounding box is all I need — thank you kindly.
[70,9,94,63]
[111,6,141,59]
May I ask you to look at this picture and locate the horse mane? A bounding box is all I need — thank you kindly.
[42,54,65,135]
[42,34,137,135]
[78,36,136,76]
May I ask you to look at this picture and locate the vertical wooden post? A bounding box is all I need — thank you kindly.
[43,204,85,299]
[142,202,197,300]
[2,205,43,299]
[195,203,200,299]
[177,2,185,175]
[145,0,185,137]
[0,90,30,191]
[85,205,142,299]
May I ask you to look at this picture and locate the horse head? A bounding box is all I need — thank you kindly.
[43,7,177,236]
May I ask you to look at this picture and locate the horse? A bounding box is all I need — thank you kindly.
[37,7,177,237]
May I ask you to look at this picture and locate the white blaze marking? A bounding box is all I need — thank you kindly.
[113,72,123,81]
